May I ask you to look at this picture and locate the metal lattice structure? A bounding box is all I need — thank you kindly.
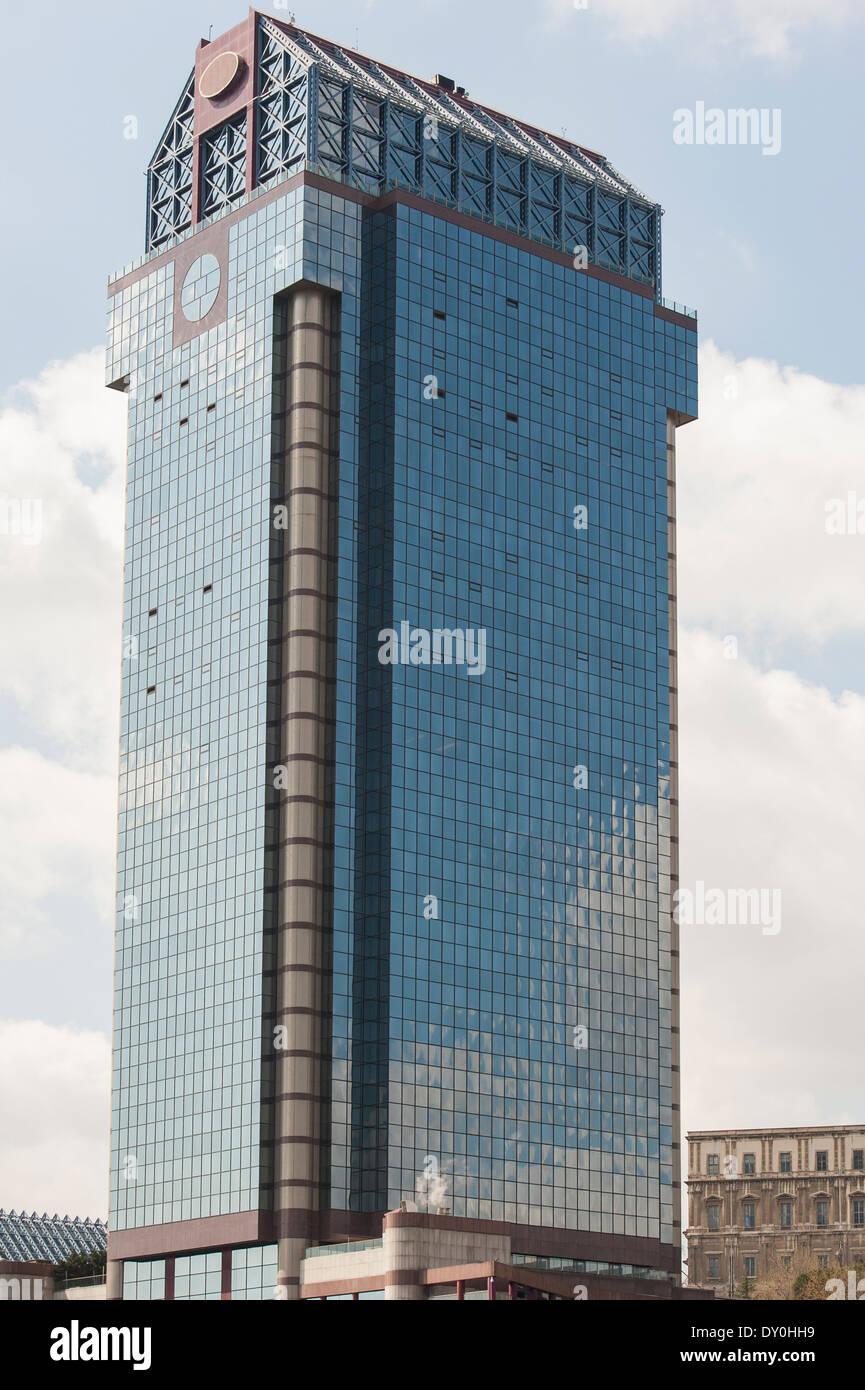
[0,1210,107,1264]
[256,24,308,186]
[144,13,662,292]
[201,112,247,218]
[146,74,194,251]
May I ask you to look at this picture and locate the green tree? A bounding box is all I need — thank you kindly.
[54,1249,107,1281]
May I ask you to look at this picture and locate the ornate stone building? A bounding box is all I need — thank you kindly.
[686,1126,865,1294]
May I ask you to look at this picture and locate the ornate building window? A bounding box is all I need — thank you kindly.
[146,76,194,251]
[256,25,308,185]
[201,114,247,218]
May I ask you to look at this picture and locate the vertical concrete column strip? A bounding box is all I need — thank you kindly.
[275,284,337,1298]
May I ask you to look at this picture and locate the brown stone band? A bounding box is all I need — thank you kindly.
[109,1206,679,1269]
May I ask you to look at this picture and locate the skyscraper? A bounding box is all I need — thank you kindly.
[107,10,698,1301]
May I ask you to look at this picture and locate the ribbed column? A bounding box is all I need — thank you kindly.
[275,285,337,1299]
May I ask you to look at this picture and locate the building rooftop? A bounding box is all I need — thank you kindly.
[0,1210,107,1264]
[136,8,662,296]
[689,1125,865,1137]
[266,14,653,204]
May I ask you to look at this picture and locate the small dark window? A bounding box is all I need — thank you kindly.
[203,584,212,594]
[180,377,189,388]
[433,310,446,321]
[179,416,189,427]
[148,607,157,618]
[506,412,518,423]
[207,402,216,412]
[146,685,156,695]
[153,392,163,402]
[816,1151,828,1172]
[506,297,518,308]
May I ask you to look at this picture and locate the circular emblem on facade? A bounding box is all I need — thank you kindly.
[180,254,221,322]
[199,51,242,100]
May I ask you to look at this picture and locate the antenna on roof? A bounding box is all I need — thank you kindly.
[208,24,213,40]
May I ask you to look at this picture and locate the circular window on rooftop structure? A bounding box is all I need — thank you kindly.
[180,254,221,322]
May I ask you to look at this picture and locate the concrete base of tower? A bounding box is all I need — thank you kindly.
[296,1212,713,1301]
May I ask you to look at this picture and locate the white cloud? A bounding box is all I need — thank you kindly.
[0,348,126,773]
[0,1020,110,1220]
[679,628,865,1130]
[0,747,115,958]
[677,342,865,650]
[544,0,860,61]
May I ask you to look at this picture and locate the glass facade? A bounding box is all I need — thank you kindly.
[347,201,694,1235]
[123,1259,165,1301]
[109,12,697,1297]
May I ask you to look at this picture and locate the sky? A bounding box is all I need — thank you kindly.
[1,0,864,1224]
